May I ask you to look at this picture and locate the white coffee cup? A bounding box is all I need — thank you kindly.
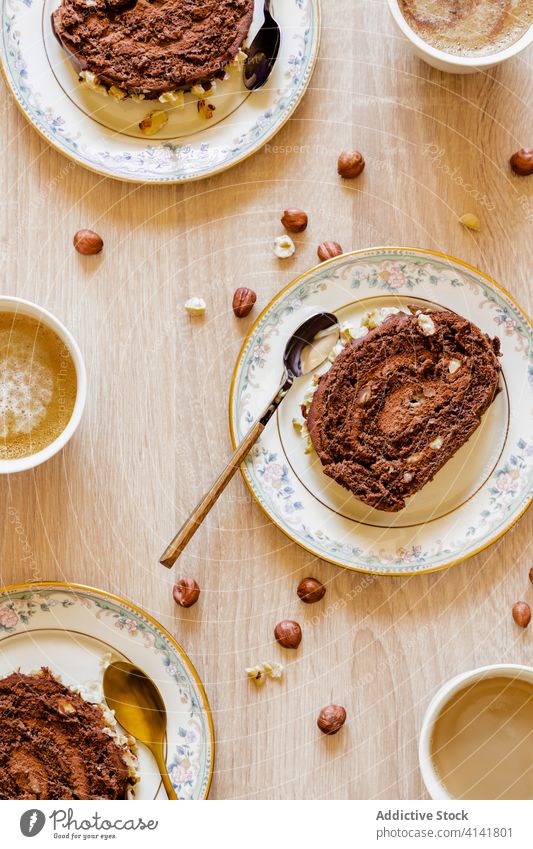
[0,296,87,473]
[387,0,533,73]
[419,663,533,799]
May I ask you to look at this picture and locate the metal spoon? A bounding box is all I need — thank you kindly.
[103,660,177,800]
[243,0,281,90]
[160,311,339,568]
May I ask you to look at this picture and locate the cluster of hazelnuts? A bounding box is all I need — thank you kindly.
[172,573,346,735]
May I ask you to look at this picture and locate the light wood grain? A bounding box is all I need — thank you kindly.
[1,0,532,800]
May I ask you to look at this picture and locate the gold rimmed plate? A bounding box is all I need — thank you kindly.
[0,582,214,798]
[229,247,533,575]
[1,0,320,182]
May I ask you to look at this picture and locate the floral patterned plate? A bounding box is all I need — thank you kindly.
[0,0,319,182]
[0,582,214,798]
[230,248,533,575]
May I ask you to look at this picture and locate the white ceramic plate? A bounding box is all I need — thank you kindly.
[1,0,319,183]
[230,248,533,575]
[0,582,214,799]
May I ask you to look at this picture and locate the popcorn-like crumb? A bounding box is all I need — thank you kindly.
[261,660,284,680]
[246,660,284,685]
[417,313,436,336]
[192,82,217,98]
[232,48,247,66]
[246,665,267,685]
[159,90,184,107]
[109,86,126,100]
[184,297,207,316]
[274,235,296,259]
[79,70,108,95]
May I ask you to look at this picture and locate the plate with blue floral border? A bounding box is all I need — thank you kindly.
[0,581,214,798]
[0,0,319,183]
[229,247,533,576]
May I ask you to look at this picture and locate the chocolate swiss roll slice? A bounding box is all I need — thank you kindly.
[306,310,501,512]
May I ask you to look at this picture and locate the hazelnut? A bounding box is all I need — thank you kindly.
[317,704,346,735]
[281,208,308,233]
[512,601,531,628]
[317,241,343,262]
[510,148,533,176]
[139,110,168,135]
[274,235,296,258]
[337,150,365,179]
[173,577,200,608]
[297,577,326,604]
[197,99,216,120]
[274,619,302,649]
[73,229,103,255]
[232,287,257,318]
[529,567,533,585]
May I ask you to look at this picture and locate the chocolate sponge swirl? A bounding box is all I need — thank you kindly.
[306,311,501,512]
[0,669,136,800]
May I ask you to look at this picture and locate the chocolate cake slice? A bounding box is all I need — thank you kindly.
[0,669,138,799]
[51,0,254,99]
[306,310,501,512]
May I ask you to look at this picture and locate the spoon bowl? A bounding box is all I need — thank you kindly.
[283,312,339,378]
[243,0,281,90]
[103,660,177,800]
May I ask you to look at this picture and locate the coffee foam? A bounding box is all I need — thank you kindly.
[399,0,533,57]
[0,336,54,439]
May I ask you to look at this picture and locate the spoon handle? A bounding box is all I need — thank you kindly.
[159,376,293,568]
[159,419,264,568]
[152,742,178,800]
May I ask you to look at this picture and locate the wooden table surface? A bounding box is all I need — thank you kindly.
[1,0,532,800]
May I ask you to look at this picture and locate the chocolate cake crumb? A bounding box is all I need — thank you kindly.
[306,310,501,512]
[51,0,254,99]
[0,668,136,800]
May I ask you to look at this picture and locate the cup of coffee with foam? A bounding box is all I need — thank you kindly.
[0,296,86,473]
[388,0,533,73]
[419,664,533,799]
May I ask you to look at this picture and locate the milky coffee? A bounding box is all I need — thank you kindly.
[398,0,533,57]
[431,675,533,799]
[0,311,77,460]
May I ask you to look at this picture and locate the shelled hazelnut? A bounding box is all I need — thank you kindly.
[317,241,343,262]
[510,148,533,176]
[512,601,531,628]
[337,150,365,179]
[281,209,308,233]
[73,229,103,255]
[317,704,346,735]
[173,578,200,608]
[274,620,302,649]
[232,287,256,318]
[297,577,326,604]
